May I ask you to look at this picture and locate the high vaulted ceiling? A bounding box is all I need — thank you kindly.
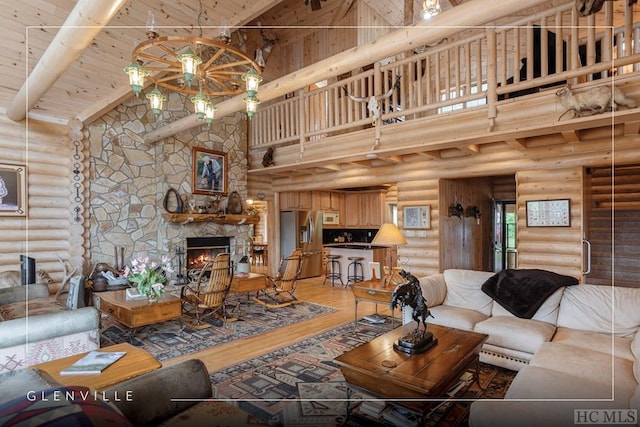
[0,0,467,126]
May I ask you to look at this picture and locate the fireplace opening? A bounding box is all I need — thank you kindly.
[186,237,231,273]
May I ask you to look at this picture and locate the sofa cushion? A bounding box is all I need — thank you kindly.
[491,287,564,324]
[529,342,637,396]
[0,297,66,321]
[428,305,489,331]
[0,369,55,404]
[633,330,640,384]
[474,316,556,355]
[481,269,577,319]
[557,284,640,338]
[443,269,494,315]
[631,384,640,416]
[505,365,629,401]
[419,274,447,307]
[0,284,49,305]
[552,327,635,361]
[633,329,640,360]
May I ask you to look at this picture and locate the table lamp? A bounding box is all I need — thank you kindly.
[371,223,407,286]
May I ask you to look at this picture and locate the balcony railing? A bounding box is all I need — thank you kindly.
[250,1,640,151]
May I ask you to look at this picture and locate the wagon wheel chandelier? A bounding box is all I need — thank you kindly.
[124,30,263,122]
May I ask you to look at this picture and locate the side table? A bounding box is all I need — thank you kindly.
[351,279,395,328]
[31,343,161,391]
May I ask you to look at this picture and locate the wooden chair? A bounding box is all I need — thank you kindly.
[180,253,234,327]
[253,248,304,309]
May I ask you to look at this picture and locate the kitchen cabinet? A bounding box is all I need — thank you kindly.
[312,191,344,212]
[344,191,386,228]
[280,191,312,210]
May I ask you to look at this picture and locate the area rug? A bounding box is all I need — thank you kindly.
[99,300,337,362]
[209,321,516,427]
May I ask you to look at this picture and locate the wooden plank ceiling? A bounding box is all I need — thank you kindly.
[0,0,464,125]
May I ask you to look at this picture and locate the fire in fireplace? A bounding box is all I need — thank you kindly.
[186,237,231,271]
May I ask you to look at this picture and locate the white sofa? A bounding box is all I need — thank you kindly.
[417,269,640,427]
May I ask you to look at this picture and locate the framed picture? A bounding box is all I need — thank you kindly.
[0,163,27,217]
[403,205,431,229]
[526,199,571,227]
[192,147,227,195]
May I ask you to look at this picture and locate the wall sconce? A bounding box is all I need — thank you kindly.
[448,203,464,220]
[466,206,481,224]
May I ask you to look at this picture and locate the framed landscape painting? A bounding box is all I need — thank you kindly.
[192,147,227,195]
[0,163,27,217]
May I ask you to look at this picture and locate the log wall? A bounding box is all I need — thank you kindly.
[515,167,584,279]
[0,114,88,293]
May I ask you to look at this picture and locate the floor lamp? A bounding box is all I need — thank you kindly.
[371,223,407,287]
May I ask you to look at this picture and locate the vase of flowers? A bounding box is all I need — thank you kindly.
[123,256,174,301]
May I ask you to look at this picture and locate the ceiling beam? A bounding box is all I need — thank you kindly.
[143,0,551,144]
[6,0,128,122]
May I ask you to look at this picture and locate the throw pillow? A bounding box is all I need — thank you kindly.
[481,269,578,319]
[0,385,133,427]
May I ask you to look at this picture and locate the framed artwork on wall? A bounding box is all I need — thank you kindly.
[403,205,431,229]
[192,147,228,195]
[526,199,570,227]
[0,163,27,217]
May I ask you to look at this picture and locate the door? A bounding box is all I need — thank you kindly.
[492,200,517,272]
[583,165,640,287]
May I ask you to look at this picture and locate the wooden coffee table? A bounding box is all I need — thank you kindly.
[31,343,161,391]
[335,323,488,414]
[97,289,182,331]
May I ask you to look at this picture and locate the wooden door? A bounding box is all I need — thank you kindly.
[584,165,640,287]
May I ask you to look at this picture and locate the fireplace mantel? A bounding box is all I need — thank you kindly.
[162,213,259,225]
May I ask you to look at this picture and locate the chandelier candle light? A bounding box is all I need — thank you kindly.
[421,0,441,19]
[124,12,264,121]
[371,223,407,287]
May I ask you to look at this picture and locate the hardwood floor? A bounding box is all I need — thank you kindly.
[162,269,393,372]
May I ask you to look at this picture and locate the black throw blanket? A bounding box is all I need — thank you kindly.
[481,269,578,319]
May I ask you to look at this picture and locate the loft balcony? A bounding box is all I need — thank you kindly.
[247,1,640,179]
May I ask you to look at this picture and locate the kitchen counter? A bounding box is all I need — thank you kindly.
[323,245,388,284]
[323,243,386,250]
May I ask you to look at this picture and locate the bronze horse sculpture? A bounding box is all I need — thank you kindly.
[576,0,637,16]
[391,270,433,337]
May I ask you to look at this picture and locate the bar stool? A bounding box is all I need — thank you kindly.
[347,256,365,286]
[322,254,344,287]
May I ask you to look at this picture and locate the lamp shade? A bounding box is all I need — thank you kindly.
[371,223,407,246]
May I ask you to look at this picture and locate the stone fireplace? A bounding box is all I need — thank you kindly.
[186,237,231,271]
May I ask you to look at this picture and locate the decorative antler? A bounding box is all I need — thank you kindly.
[53,253,78,299]
[342,75,402,124]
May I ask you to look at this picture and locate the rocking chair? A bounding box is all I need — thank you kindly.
[253,248,304,309]
[181,253,234,327]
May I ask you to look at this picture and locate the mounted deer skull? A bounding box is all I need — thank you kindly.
[342,75,402,124]
[575,0,637,16]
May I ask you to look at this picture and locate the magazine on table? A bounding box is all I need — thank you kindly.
[60,351,127,375]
